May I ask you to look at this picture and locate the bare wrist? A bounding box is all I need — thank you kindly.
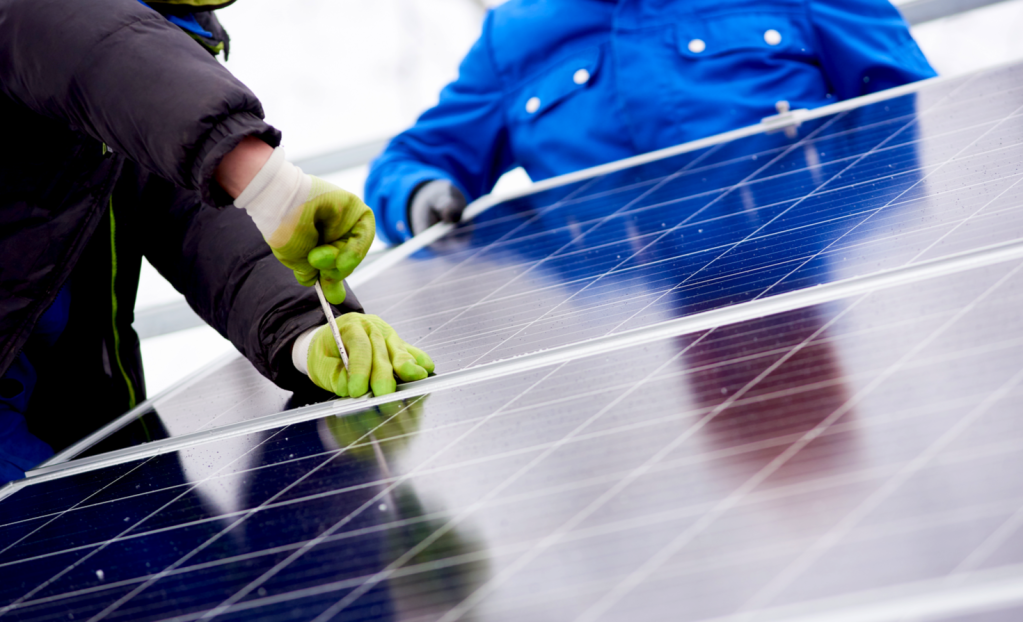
[216,136,274,198]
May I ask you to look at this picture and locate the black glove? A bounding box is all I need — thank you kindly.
[407,180,467,235]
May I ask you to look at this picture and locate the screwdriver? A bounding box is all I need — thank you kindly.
[313,281,350,372]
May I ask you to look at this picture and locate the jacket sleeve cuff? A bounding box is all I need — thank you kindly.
[291,325,319,376]
[265,281,363,393]
[195,111,282,207]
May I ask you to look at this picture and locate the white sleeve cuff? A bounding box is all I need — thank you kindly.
[233,146,311,238]
[291,325,320,376]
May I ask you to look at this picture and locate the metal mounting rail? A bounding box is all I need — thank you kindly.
[899,0,1016,25]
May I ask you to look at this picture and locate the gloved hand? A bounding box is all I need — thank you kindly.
[235,147,374,304]
[295,313,434,398]
[408,180,467,235]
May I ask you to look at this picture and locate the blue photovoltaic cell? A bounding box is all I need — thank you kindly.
[2,259,1023,620]
[353,65,1023,372]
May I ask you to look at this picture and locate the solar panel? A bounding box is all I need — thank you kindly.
[4,259,1023,620]
[3,62,1023,621]
[352,72,1023,370]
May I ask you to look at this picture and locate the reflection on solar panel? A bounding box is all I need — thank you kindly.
[4,63,1023,621]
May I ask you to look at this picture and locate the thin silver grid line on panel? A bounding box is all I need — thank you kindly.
[951,501,1023,577]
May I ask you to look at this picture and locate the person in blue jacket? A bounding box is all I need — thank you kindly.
[365,0,937,245]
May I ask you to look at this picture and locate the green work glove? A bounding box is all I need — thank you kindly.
[298,314,434,398]
[235,147,374,304]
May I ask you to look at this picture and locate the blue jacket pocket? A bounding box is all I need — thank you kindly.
[513,46,602,122]
[677,12,815,59]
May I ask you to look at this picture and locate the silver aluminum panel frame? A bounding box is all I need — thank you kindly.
[899,0,1018,25]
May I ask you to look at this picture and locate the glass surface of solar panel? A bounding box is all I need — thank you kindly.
[354,65,1023,373]
[3,258,1023,621]
[51,65,1023,459]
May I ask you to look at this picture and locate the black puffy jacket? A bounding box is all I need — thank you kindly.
[0,0,361,450]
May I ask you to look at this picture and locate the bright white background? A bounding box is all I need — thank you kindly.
[137,0,1023,396]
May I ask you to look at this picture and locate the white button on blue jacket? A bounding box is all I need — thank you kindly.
[367,0,937,245]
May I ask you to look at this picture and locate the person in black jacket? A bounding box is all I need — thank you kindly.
[0,0,432,482]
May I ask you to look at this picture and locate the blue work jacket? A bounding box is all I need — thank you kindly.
[365,0,936,245]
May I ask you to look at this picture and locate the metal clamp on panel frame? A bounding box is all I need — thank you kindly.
[760,100,810,138]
